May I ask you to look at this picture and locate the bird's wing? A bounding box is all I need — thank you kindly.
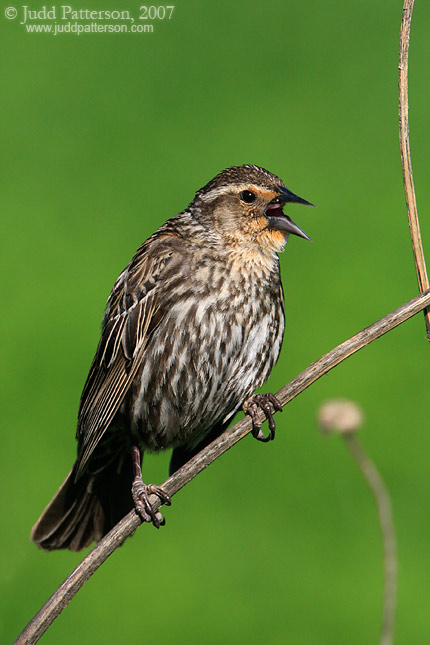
[75,241,174,478]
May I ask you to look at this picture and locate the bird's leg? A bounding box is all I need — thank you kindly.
[131,445,171,529]
[243,393,283,442]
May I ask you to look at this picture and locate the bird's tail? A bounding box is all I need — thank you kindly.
[30,458,134,551]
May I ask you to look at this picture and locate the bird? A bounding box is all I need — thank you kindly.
[30,164,313,551]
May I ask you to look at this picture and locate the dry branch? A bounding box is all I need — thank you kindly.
[14,288,430,645]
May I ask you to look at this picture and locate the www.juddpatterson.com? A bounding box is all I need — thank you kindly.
[4,5,175,34]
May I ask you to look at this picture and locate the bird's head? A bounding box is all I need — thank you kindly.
[191,164,314,255]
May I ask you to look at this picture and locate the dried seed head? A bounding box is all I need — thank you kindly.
[317,399,364,435]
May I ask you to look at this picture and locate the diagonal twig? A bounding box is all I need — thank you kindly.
[399,0,430,339]
[14,288,430,645]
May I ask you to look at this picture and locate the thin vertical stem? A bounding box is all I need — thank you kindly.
[399,0,430,339]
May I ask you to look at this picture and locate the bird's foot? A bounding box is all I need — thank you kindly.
[131,445,171,528]
[132,478,171,529]
[243,393,283,442]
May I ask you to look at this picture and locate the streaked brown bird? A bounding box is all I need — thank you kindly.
[31,164,313,551]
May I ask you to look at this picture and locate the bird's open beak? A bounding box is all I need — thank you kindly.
[265,186,314,241]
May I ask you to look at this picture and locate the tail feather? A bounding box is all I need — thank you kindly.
[31,459,134,551]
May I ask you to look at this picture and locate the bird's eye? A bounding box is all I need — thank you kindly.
[239,190,257,204]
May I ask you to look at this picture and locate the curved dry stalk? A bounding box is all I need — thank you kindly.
[399,0,430,338]
[14,288,430,645]
[344,435,397,645]
[317,400,397,645]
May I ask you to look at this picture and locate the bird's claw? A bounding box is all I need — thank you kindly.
[243,393,283,442]
[132,479,171,529]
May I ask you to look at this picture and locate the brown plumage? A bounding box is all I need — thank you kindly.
[31,164,313,551]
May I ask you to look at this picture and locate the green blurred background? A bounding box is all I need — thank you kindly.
[2,0,430,642]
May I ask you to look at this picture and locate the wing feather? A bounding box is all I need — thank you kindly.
[74,243,173,478]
